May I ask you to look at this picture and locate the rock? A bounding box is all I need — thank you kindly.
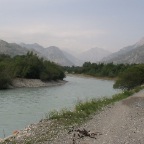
[0,138,4,143]
[13,130,20,135]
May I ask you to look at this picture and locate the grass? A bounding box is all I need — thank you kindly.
[48,85,144,126]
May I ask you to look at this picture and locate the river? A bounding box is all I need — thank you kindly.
[0,75,120,137]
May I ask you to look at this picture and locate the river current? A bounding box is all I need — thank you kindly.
[0,75,120,137]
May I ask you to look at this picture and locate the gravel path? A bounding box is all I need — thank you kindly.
[1,90,144,144]
[51,90,144,144]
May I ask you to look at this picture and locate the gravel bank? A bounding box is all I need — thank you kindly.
[1,90,144,144]
[12,78,67,88]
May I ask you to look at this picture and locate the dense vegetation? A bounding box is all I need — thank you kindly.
[64,62,132,78]
[0,52,65,89]
[113,64,144,90]
[64,62,144,90]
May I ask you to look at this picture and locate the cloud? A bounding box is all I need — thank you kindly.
[0,0,143,52]
[0,22,107,51]
[0,21,107,38]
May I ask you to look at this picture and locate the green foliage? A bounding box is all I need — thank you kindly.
[40,60,65,81]
[0,52,65,89]
[114,65,144,90]
[0,73,11,89]
[13,52,44,79]
[64,62,130,78]
[0,56,13,89]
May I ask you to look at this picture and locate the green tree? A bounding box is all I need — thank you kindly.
[0,62,12,89]
[113,65,144,90]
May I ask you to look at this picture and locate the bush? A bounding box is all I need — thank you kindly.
[0,75,11,89]
[114,65,144,90]
[0,70,11,89]
[0,64,12,89]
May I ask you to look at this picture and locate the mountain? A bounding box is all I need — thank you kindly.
[0,40,28,56]
[19,43,48,60]
[102,37,144,64]
[103,44,144,64]
[44,46,74,66]
[20,43,44,53]
[135,37,144,47]
[62,50,83,66]
[78,47,111,63]
[20,43,74,66]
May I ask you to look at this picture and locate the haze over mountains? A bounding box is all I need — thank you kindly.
[1,37,144,66]
[20,43,111,65]
[20,43,74,66]
[78,47,111,63]
[0,39,112,66]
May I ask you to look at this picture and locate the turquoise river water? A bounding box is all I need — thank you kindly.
[0,75,120,137]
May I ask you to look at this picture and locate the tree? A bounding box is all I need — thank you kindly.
[0,62,12,89]
[113,65,144,90]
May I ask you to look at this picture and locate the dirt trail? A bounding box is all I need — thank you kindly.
[51,90,144,144]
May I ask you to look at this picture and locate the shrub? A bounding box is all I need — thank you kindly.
[114,65,144,90]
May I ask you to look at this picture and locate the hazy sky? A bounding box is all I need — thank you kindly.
[0,0,144,52]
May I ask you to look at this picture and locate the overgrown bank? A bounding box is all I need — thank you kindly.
[48,86,143,126]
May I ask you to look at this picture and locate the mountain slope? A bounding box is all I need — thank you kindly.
[20,43,44,54]
[20,43,74,66]
[78,47,111,63]
[103,45,144,64]
[62,50,83,66]
[20,43,48,60]
[103,37,144,64]
[45,46,74,66]
[0,40,28,56]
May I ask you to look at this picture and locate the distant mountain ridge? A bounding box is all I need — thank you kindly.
[0,40,28,56]
[20,43,85,66]
[62,50,84,66]
[0,39,113,66]
[20,43,44,53]
[2,37,144,66]
[44,46,74,66]
[102,37,144,64]
[20,43,75,66]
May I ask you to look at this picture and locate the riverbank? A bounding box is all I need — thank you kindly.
[52,89,144,144]
[12,78,67,88]
[1,86,143,144]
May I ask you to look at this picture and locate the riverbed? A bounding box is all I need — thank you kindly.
[0,75,120,137]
